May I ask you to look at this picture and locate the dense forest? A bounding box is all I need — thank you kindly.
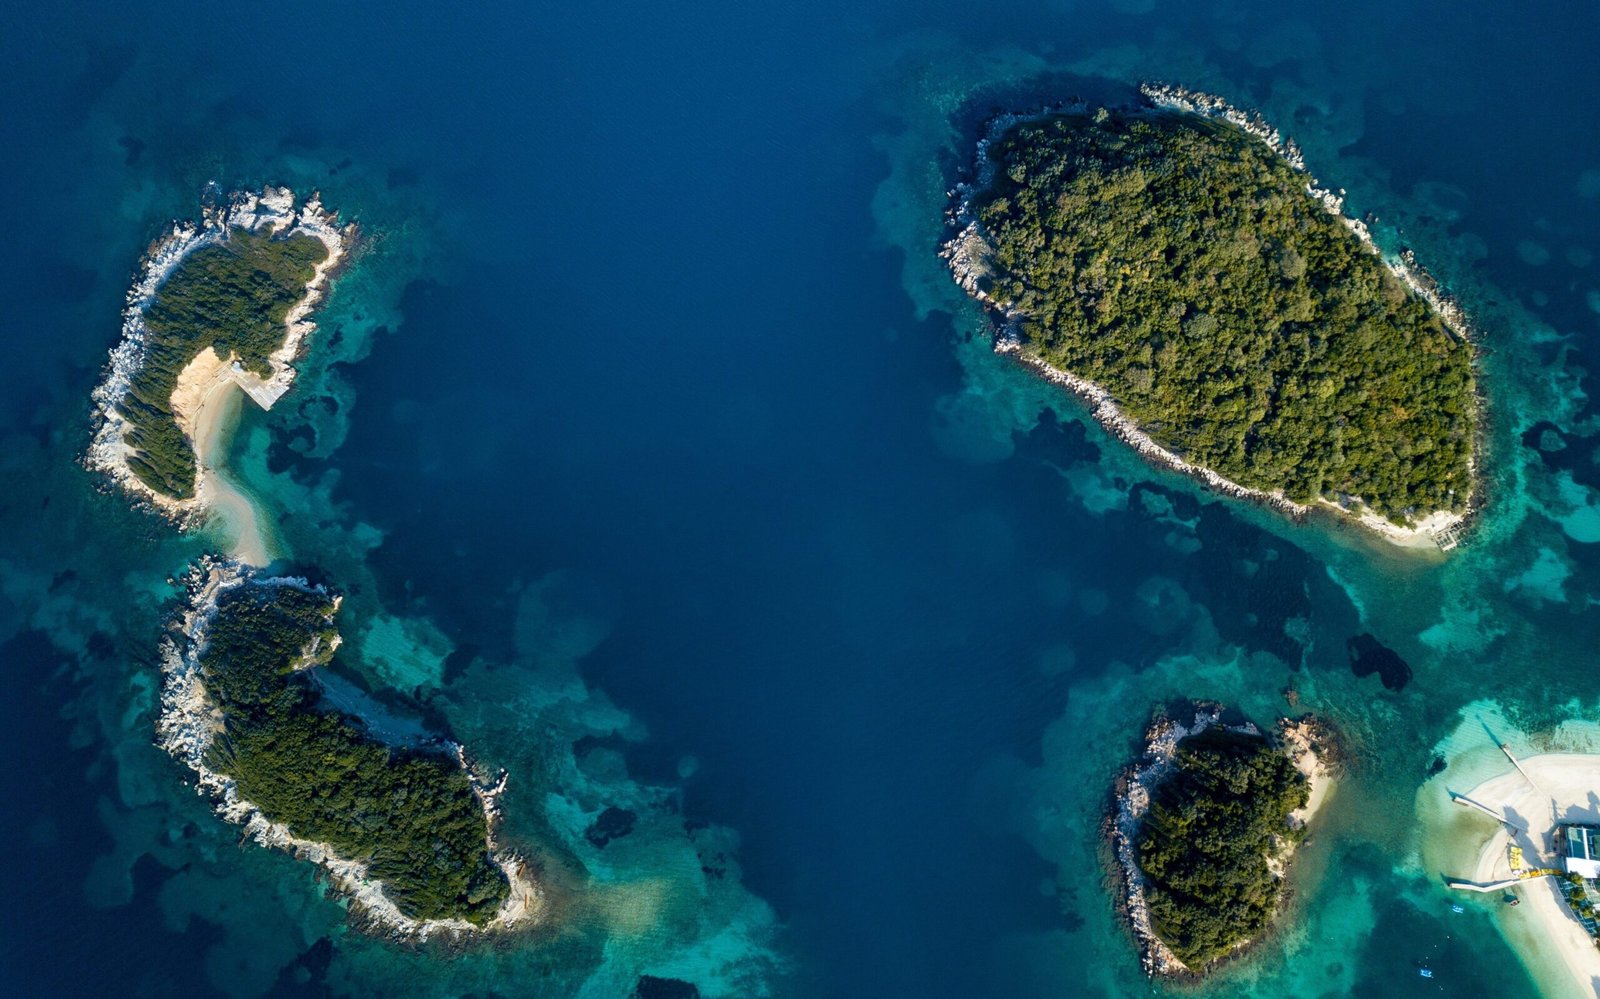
[122,229,326,499]
[199,581,510,924]
[969,109,1475,523]
[1136,726,1308,967]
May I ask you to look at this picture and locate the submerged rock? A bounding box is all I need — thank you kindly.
[586,806,638,848]
[634,976,701,999]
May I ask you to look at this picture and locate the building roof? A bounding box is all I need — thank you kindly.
[1568,857,1600,879]
[1564,825,1600,878]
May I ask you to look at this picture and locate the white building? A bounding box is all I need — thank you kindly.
[1563,824,1600,879]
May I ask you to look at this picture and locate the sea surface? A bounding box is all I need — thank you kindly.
[2,1,1599,997]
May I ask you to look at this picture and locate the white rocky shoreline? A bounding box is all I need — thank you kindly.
[157,558,543,941]
[1109,705,1335,979]
[942,85,1481,552]
[86,186,354,525]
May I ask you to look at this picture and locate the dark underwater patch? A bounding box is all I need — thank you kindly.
[1346,633,1412,691]
[634,976,701,999]
[585,806,637,848]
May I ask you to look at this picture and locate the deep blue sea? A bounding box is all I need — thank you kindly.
[3,1,1600,997]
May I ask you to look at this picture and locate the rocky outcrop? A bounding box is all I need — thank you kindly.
[1110,705,1228,978]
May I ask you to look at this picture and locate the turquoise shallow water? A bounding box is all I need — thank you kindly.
[2,1,1599,997]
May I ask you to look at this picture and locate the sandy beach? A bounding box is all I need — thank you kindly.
[1455,754,1600,998]
[1283,718,1336,831]
[179,358,276,567]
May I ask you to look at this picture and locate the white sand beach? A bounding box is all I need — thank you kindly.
[177,358,275,566]
[1454,754,1600,999]
[1284,718,1336,830]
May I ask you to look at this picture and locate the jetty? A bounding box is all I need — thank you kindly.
[1450,791,1524,832]
[1432,520,1464,551]
[1446,874,1552,894]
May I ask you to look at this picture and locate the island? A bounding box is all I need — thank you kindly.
[945,85,1478,549]
[1111,705,1334,977]
[160,560,541,936]
[88,187,351,563]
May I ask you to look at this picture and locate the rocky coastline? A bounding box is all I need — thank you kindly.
[943,87,1481,551]
[157,558,543,941]
[1108,705,1335,979]
[86,187,354,522]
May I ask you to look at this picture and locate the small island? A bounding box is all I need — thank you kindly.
[88,187,351,562]
[160,560,541,937]
[945,86,1478,548]
[1111,705,1333,977]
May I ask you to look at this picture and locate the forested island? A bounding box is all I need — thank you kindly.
[160,562,541,934]
[88,187,349,515]
[945,87,1478,547]
[1111,707,1332,977]
[122,228,326,497]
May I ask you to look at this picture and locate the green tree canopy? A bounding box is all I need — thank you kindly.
[1136,726,1308,967]
[969,109,1475,523]
[122,229,327,499]
[199,581,510,924]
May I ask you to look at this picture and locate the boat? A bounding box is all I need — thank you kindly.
[1420,968,1435,979]
[1451,904,1465,913]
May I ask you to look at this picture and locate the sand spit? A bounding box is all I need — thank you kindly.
[158,560,544,940]
[1110,707,1334,979]
[942,87,1477,551]
[86,187,353,560]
